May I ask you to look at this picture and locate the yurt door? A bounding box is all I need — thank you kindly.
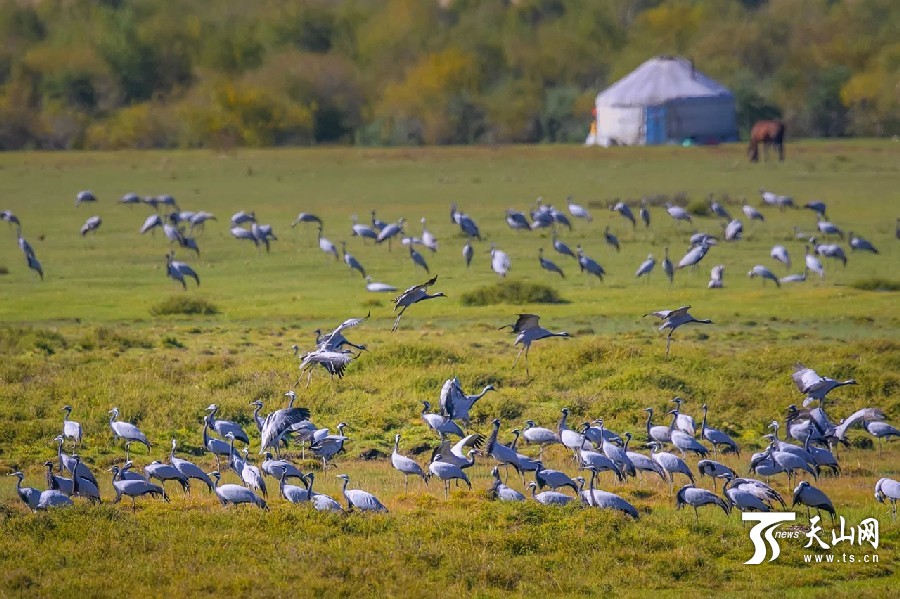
[645,106,667,144]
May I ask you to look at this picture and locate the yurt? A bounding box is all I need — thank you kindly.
[590,56,738,146]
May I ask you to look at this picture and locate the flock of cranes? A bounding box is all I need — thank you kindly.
[2,189,897,530]
[0,185,887,296]
[9,320,899,520]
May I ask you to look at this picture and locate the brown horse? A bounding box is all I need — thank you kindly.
[748,120,785,162]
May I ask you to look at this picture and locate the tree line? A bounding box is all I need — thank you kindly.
[0,0,896,149]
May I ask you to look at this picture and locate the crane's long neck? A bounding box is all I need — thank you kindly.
[279,471,287,498]
[510,431,520,451]
[393,437,399,454]
[170,442,176,462]
[487,422,500,452]
[558,412,568,436]
[44,464,53,488]
[341,478,350,508]
[645,411,653,435]
[771,422,780,441]
[701,407,708,433]
[668,412,678,432]
[623,435,631,452]
[305,475,314,498]
[71,460,79,495]
[253,405,264,430]
[474,387,492,401]
[203,421,210,446]
[466,451,476,468]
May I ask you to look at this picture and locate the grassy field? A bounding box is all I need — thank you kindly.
[0,141,898,597]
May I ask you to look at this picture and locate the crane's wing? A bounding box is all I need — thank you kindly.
[328,311,370,338]
[451,433,485,457]
[644,306,689,320]
[395,276,438,305]
[499,314,540,333]
[834,407,885,440]
[792,363,821,394]
[439,377,463,419]
[668,306,692,319]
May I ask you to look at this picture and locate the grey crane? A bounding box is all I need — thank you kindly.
[506,209,530,231]
[209,471,267,510]
[644,408,672,444]
[640,200,651,228]
[451,205,481,239]
[535,461,578,492]
[409,245,429,273]
[310,422,349,469]
[527,481,573,505]
[485,418,523,477]
[291,212,322,228]
[371,210,388,232]
[538,247,565,277]
[351,215,378,241]
[581,420,623,447]
[165,252,199,289]
[80,215,102,236]
[500,313,570,375]
[668,413,708,458]
[430,454,471,497]
[622,432,666,481]
[815,243,847,266]
[662,247,674,284]
[724,219,742,241]
[9,471,42,511]
[230,211,256,226]
[875,478,900,519]
[230,225,258,247]
[422,400,464,438]
[780,269,807,284]
[710,199,731,220]
[279,470,310,504]
[603,226,620,252]
[804,245,825,278]
[742,204,764,221]
[720,473,785,511]
[237,446,267,498]
[337,473,388,512]
[261,452,304,481]
[749,265,781,287]
[700,404,739,456]
[315,312,369,353]
[169,439,214,492]
[644,305,713,358]
[108,407,151,459]
[550,207,572,230]
[760,443,819,482]
[802,430,840,474]
[317,226,339,259]
[365,276,397,292]
[431,433,482,471]
[833,407,886,443]
[577,442,624,483]
[792,480,835,523]
[376,217,405,249]
[163,222,183,245]
[251,223,277,253]
[848,232,878,254]
[140,213,162,234]
[462,240,474,267]
[676,242,710,270]
[61,405,82,448]
[53,435,96,484]
[649,442,694,490]
[490,244,511,277]
[665,202,692,224]
[594,419,635,477]
[676,484,730,523]
[552,232,576,260]
[75,190,97,206]
[259,390,311,454]
[439,377,494,427]
[205,404,249,444]
[392,434,428,491]
[575,245,605,280]
[303,472,344,512]
[391,275,445,331]
[816,216,844,239]
[202,418,233,470]
[696,459,735,491]
[581,466,639,518]
[557,408,589,458]
[522,420,560,455]
[792,363,856,406]
[864,420,899,449]
[340,241,366,278]
[109,465,169,510]
[771,245,791,268]
[490,466,525,502]
[566,197,591,222]
[144,460,190,493]
[298,348,357,385]
[1,209,21,227]
[420,217,438,251]
[635,254,655,279]
[188,211,216,231]
[690,232,718,247]
[759,189,794,209]
[612,201,636,228]
[708,264,724,288]
[670,397,695,436]
[804,200,827,217]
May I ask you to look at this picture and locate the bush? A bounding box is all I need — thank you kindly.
[850,279,900,292]
[460,281,565,306]
[150,296,220,316]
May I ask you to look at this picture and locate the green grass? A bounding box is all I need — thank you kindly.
[460,280,565,306]
[0,141,898,597]
[150,295,220,316]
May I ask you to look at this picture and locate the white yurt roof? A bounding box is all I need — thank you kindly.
[597,56,733,107]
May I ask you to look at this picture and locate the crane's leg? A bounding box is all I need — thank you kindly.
[511,347,524,369]
[404,476,409,493]
[694,506,699,525]
[665,334,673,358]
[125,442,131,462]
[392,308,407,332]
[444,480,449,499]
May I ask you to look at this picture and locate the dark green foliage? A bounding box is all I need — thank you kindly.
[850,278,900,292]
[150,296,220,316]
[460,281,564,306]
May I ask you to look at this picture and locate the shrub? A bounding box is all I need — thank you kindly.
[460,281,565,306]
[850,278,900,292]
[150,296,220,316]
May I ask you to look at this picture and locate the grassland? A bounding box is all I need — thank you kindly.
[0,141,898,597]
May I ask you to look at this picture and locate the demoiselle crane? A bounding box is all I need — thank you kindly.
[643,306,713,358]
[499,313,570,375]
[337,474,388,512]
[391,275,445,331]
